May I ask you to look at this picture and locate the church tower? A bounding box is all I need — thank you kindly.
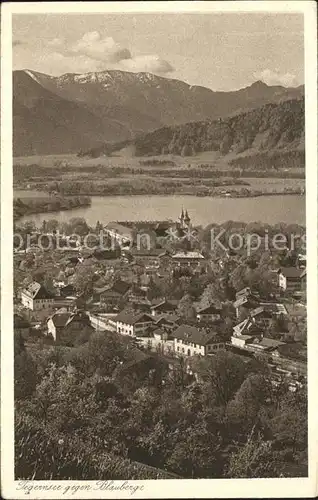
[179,207,185,227]
[184,209,191,229]
[178,208,191,229]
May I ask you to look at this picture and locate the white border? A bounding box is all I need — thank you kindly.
[1,2,317,499]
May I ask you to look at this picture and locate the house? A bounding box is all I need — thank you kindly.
[249,306,273,328]
[94,279,132,306]
[104,222,134,246]
[89,312,118,332]
[21,281,55,311]
[114,349,168,391]
[171,251,206,272]
[173,324,226,357]
[296,253,306,269]
[59,283,76,298]
[127,284,148,302]
[153,313,181,331]
[129,247,166,268]
[14,313,31,338]
[196,303,222,323]
[145,327,175,356]
[115,310,154,337]
[235,287,252,299]
[232,317,263,338]
[47,309,94,343]
[277,267,306,292]
[150,299,179,317]
[233,292,260,319]
[247,336,286,356]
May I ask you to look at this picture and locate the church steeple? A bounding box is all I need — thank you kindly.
[180,207,184,223]
[178,207,190,229]
[184,209,190,226]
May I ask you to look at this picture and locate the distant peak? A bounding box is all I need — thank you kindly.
[250,80,268,88]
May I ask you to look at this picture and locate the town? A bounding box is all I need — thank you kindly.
[15,209,307,388]
[14,208,307,479]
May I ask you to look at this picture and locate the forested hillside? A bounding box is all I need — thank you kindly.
[132,98,304,157]
[81,98,304,164]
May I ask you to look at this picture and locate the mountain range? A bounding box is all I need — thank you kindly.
[13,69,304,156]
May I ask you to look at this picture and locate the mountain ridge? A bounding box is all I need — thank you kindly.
[13,68,304,156]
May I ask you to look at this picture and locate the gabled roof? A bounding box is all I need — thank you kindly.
[130,248,165,257]
[115,310,153,325]
[172,251,205,260]
[278,267,306,278]
[250,306,267,318]
[97,280,131,297]
[233,294,259,309]
[105,222,133,239]
[48,310,91,329]
[23,281,54,299]
[196,304,222,315]
[233,318,263,336]
[154,313,180,326]
[172,324,219,346]
[236,287,251,299]
[151,299,179,312]
[251,337,285,350]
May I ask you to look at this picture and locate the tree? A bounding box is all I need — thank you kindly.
[177,294,196,320]
[15,349,37,400]
[166,420,223,478]
[72,264,96,296]
[68,217,89,236]
[226,374,272,436]
[46,219,59,233]
[199,351,248,406]
[64,331,126,378]
[225,433,279,478]
[270,391,307,457]
[181,144,193,157]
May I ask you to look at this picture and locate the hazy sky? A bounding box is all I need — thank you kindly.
[12,13,304,91]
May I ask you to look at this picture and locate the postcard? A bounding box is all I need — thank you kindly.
[1,1,317,498]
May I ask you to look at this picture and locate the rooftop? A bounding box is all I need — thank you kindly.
[172,324,220,346]
[23,281,54,299]
[48,310,91,328]
[172,251,205,260]
[197,303,222,315]
[151,299,179,311]
[115,310,154,325]
[105,222,134,238]
[250,337,285,350]
[279,267,306,279]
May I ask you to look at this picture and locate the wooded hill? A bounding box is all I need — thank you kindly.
[81,98,304,164]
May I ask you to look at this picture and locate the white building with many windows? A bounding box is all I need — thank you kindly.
[21,281,54,311]
[114,310,154,337]
[172,324,225,357]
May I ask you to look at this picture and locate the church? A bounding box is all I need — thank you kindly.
[177,208,191,230]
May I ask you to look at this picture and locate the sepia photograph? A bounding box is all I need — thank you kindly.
[1,1,317,498]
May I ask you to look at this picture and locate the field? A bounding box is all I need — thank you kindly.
[13,151,305,198]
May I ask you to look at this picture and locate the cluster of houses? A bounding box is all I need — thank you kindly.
[17,272,306,383]
[16,210,306,385]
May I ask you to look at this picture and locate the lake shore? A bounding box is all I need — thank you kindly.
[15,193,306,227]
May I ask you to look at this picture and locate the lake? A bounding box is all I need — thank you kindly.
[15,191,306,227]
